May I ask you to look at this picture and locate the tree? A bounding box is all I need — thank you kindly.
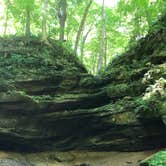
[0,0,165,74]
[25,6,31,37]
[74,0,93,53]
[41,0,48,41]
[97,0,106,72]
[57,0,67,41]
[23,0,35,37]
[80,25,93,62]
[3,0,10,35]
[9,0,35,37]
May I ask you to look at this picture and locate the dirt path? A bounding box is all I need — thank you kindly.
[0,150,156,166]
[60,151,155,166]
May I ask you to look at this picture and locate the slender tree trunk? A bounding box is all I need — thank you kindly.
[93,53,98,74]
[4,11,8,35]
[97,0,105,72]
[74,0,93,53]
[25,8,31,37]
[104,32,107,67]
[4,0,9,35]
[129,12,141,45]
[66,31,69,41]
[145,10,152,27]
[42,0,48,40]
[57,0,67,41]
[80,26,92,62]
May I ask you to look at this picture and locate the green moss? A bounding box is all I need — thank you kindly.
[135,96,161,119]
[79,75,100,88]
[151,49,166,64]
[30,93,90,102]
[142,64,166,84]
[53,93,88,101]
[106,81,145,98]
[30,95,54,102]
[109,111,137,125]
[135,78,166,119]
[58,77,78,91]
[106,83,129,98]
[141,150,166,166]
[0,36,86,81]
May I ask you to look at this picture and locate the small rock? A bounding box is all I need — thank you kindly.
[0,159,33,166]
[75,163,90,166]
[139,162,149,166]
[48,152,75,162]
[126,161,132,164]
[80,164,90,166]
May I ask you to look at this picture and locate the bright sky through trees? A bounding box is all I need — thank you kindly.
[0,1,5,34]
[94,0,119,8]
[0,0,165,74]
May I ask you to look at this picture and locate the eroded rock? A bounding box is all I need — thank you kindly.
[0,15,165,152]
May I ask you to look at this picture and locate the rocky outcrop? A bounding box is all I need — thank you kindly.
[0,15,166,152]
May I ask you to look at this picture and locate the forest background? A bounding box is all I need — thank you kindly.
[0,0,165,74]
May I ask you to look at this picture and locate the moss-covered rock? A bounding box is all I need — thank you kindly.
[0,36,86,82]
[0,15,166,152]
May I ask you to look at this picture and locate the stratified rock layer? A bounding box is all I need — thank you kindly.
[0,15,166,152]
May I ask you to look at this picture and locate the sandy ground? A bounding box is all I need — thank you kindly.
[0,150,156,166]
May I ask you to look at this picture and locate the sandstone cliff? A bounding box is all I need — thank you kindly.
[0,15,165,152]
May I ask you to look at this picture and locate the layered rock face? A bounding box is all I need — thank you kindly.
[0,16,166,152]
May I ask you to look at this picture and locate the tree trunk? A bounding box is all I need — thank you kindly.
[80,26,92,62]
[93,52,98,74]
[97,0,106,72]
[3,0,9,35]
[25,8,31,37]
[42,0,48,41]
[57,0,67,41]
[129,11,141,45]
[104,33,107,67]
[74,0,93,53]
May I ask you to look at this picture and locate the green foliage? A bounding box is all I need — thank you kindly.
[31,95,53,102]
[135,78,166,119]
[0,36,86,80]
[0,0,165,73]
[106,83,129,98]
[135,96,160,119]
[141,150,166,166]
